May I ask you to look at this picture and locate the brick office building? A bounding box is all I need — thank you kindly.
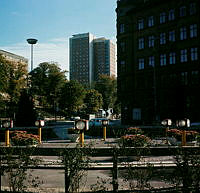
[116,0,200,124]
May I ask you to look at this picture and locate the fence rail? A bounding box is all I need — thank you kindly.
[1,146,200,193]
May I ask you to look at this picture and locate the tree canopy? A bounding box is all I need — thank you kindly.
[83,89,103,114]
[30,62,67,108]
[0,54,28,117]
[59,80,86,117]
[94,75,117,112]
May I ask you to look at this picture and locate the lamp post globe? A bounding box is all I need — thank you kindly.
[27,38,38,71]
[27,38,38,45]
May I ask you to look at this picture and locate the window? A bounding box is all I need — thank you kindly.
[148,16,154,27]
[133,108,141,120]
[180,6,186,17]
[180,49,187,62]
[190,24,197,38]
[160,12,166,24]
[138,58,144,70]
[138,19,144,30]
[181,72,188,85]
[160,33,166,44]
[191,47,198,61]
[169,52,176,64]
[190,3,196,15]
[120,41,125,52]
[160,54,166,66]
[148,56,155,66]
[138,38,144,49]
[148,35,154,47]
[180,27,187,40]
[169,9,175,21]
[191,71,199,84]
[169,30,175,42]
[119,24,125,33]
[120,60,125,72]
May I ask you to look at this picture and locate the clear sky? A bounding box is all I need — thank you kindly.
[0,0,117,72]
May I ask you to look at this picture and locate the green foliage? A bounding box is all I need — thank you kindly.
[90,176,111,192]
[15,90,37,126]
[122,163,154,191]
[83,89,103,114]
[11,131,39,146]
[0,54,28,117]
[30,62,66,109]
[166,150,200,192]
[60,145,92,193]
[119,134,151,147]
[2,148,41,192]
[59,80,86,117]
[94,75,117,112]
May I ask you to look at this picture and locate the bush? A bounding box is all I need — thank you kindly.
[11,131,39,146]
[126,127,143,135]
[119,134,151,147]
[167,129,199,141]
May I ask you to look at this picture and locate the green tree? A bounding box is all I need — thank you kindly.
[59,80,86,117]
[30,62,67,110]
[15,90,37,126]
[83,89,103,114]
[94,75,117,113]
[0,54,28,117]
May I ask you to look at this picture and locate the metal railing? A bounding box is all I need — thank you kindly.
[0,146,200,193]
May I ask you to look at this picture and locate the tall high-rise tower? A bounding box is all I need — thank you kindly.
[93,38,116,81]
[69,33,95,86]
[69,33,116,86]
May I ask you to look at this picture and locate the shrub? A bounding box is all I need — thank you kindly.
[167,129,199,141]
[126,127,143,135]
[11,131,40,146]
[119,134,151,147]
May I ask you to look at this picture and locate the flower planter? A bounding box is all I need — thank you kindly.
[11,131,39,146]
[119,134,151,147]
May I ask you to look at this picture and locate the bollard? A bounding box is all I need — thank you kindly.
[80,130,84,147]
[165,127,169,137]
[35,120,45,144]
[182,130,187,146]
[103,126,106,141]
[38,127,42,144]
[5,129,10,147]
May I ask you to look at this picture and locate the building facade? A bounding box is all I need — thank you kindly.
[0,49,28,66]
[116,0,200,124]
[69,33,95,85]
[93,38,116,81]
[69,33,116,86]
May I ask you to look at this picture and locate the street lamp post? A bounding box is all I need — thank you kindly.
[35,120,45,144]
[75,119,89,147]
[3,120,13,147]
[27,38,38,71]
[161,119,172,137]
[101,119,109,141]
[176,118,190,146]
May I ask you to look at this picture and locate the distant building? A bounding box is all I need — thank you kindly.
[69,33,116,86]
[93,38,116,81]
[0,50,28,101]
[69,33,95,85]
[116,0,200,124]
[0,49,28,66]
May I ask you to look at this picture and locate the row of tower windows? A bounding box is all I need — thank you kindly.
[138,48,198,70]
[119,2,197,33]
[138,24,198,49]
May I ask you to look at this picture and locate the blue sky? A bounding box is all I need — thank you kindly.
[0,0,117,72]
